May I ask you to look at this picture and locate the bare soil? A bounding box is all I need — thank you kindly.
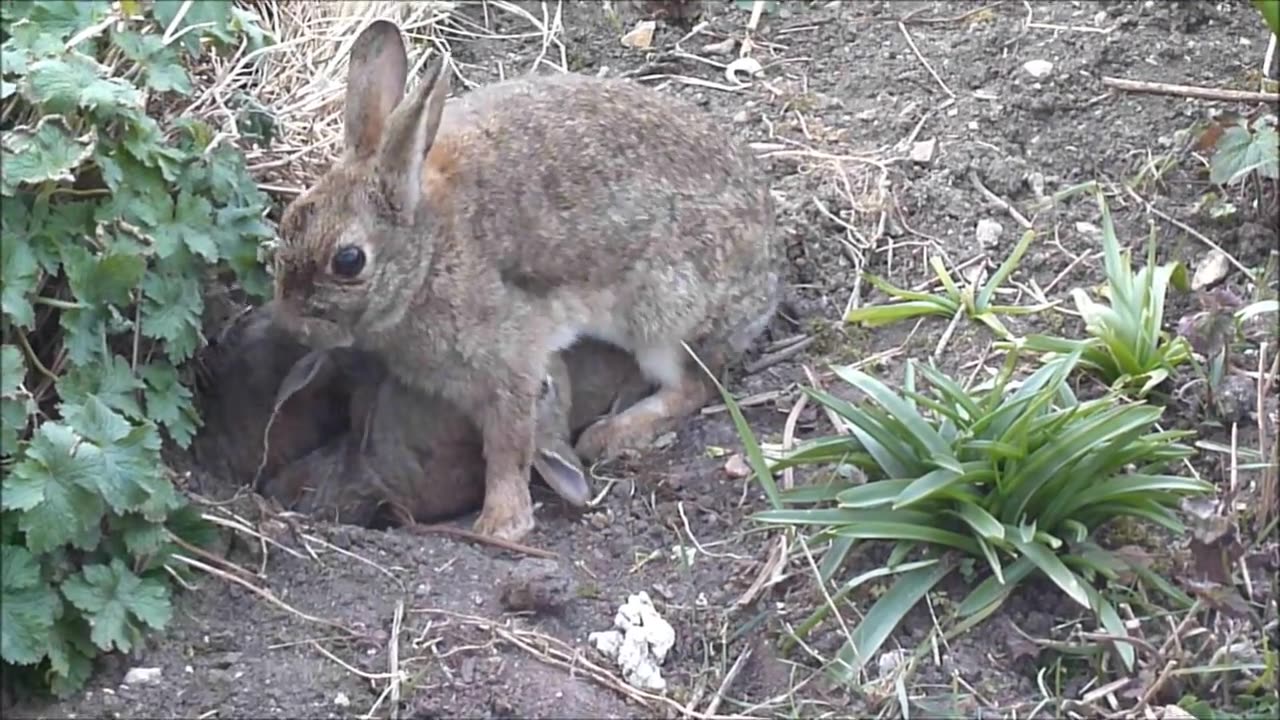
[12,1,1279,718]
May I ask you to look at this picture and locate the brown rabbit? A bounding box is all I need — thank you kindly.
[262,339,650,526]
[191,303,352,487]
[271,20,781,541]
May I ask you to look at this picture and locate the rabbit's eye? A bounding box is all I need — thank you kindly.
[331,245,366,278]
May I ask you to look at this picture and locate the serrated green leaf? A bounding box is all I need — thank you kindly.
[58,355,145,420]
[151,189,217,260]
[153,0,236,53]
[1,396,32,456]
[1,211,40,326]
[23,52,141,117]
[11,0,111,42]
[0,116,95,195]
[0,547,58,665]
[45,614,95,698]
[1,344,27,398]
[4,421,106,552]
[113,513,166,557]
[140,272,203,362]
[57,307,108,367]
[59,244,146,307]
[164,503,217,549]
[60,558,172,653]
[140,362,198,448]
[110,28,193,95]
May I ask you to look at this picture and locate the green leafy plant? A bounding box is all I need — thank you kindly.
[846,229,1053,339]
[743,346,1209,682]
[1,0,272,698]
[1021,192,1191,397]
[1206,114,1279,188]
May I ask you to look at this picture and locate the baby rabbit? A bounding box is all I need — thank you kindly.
[191,303,352,487]
[262,339,649,526]
[271,20,781,541]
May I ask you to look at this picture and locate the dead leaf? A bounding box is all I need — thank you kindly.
[621,20,656,50]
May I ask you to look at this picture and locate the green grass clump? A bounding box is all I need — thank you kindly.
[726,345,1210,682]
[1022,191,1191,397]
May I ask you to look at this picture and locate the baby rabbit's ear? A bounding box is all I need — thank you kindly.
[377,52,450,218]
[344,20,409,159]
[273,349,337,415]
[533,446,591,508]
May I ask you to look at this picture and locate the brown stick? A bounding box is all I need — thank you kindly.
[1101,76,1280,104]
[390,505,558,559]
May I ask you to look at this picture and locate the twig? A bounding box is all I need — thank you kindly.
[969,170,1033,229]
[744,336,816,374]
[389,601,404,720]
[897,21,955,99]
[401,512,558,560]
[1101,76,1280,104]
[1122,186,1253,278]
[705,645,753,717]
[171,554,357,636]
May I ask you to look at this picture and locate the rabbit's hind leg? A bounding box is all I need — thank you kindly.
[573,343,714,462]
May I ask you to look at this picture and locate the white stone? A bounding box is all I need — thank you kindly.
[121,667,162,685]
[1023,59,1054,78]
[976,219,1003,247]
[910,138,937,164]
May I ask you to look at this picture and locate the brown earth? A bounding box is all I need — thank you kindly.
[12,1,1278,718]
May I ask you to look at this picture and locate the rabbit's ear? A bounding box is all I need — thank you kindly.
[273,349,336,414]
[344,20,409,159]
[532,446,591,508]
[377,53,450,218]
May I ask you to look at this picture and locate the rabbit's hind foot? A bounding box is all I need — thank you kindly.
[573,364,714,463]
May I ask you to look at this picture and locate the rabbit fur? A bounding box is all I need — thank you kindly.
[193,303,650,524]
[271,20,782,540]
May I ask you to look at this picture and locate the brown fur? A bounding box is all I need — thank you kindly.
[193,303,648,524]
[272,20,782,541]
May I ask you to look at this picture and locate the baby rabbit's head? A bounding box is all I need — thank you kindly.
[272,19,451,349]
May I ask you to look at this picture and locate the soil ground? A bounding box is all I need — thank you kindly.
[12,1,1279,718]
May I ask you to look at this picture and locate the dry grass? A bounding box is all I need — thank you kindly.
[189,0,570,193]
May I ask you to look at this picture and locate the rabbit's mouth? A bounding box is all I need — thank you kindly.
[266,299,355,350]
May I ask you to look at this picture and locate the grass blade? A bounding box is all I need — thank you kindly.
[1008,531,1090,609]
[830,559,955,684]
[834,521,982,555]
[977,228,1036,310]
[830,365,953,461]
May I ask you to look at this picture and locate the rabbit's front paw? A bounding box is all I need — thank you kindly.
[472,482,536,541]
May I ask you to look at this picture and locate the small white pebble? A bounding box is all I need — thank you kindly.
[1023,59,1054,78]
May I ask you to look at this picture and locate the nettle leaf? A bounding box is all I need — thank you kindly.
[120,115,189,182]
[23,52,142,118]
[0,115,96,196]
[0,545,60,666]
[59,355,146,420]
[93,152,173,227]
[110,29,192,95]
[3,421,105,554]
[141,362,198,448]
[60,559,172,654]
[141,272,203,362]
[0,346,33,454]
